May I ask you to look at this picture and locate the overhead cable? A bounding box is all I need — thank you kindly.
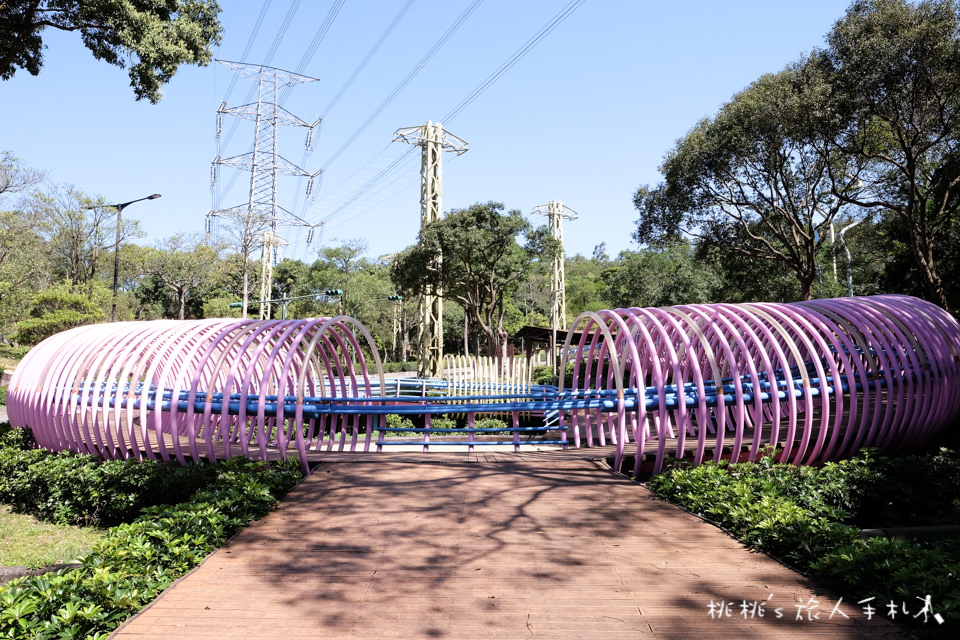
[320,0,485,170]
[307,0,586,229]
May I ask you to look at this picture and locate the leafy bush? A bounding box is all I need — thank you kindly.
[383,413,415,436]
[532,365,554,386]
[380,415,512,436]
[532,363,574,387]
[0,429,220,528]
[814,449,960,527]
[0,454,302,638]
[475,417,510,432]
[428,416,458,430]
[0,345,29,361]
[647,449,960,632]
[647,456,858,565]
[810,537,960,626]
[12,284,107,346]
[382,361,417,373]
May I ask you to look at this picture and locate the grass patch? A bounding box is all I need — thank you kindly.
[0,505,105,568]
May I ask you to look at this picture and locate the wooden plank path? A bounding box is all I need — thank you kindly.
[112,455,909,639]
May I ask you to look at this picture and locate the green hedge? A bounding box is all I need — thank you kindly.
[382,361,417,374]
[647,449,960,635]
[0,424,303,638]
[0,427,220,528]
[0,345,30,361]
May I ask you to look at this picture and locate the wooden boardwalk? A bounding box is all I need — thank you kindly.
[112,455,910,639]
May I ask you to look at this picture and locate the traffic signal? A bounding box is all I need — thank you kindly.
[324,289,343,296]
[388,295,403,301]
[229,302,243,308]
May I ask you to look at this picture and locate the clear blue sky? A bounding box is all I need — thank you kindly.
[1,0,851,263]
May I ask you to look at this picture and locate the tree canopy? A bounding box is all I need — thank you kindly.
[604,243,720,309]
[636,0,960,310]
[391,202,555,358]
[634,61,863,300]
[0,151,45,198]
[142,234,223,320]
[823,0,960,310]
[0,0,223,103]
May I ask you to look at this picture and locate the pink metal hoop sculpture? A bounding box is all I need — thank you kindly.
[7,317,384,474]
[560,295,960,475]
[7,295,960,476]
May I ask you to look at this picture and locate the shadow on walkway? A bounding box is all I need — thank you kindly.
[112,458,910,639]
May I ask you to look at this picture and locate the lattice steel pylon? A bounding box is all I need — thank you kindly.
[533,201,579,332]
[208,60,322,319]
[258,229,289,317]
[394,121,468,378]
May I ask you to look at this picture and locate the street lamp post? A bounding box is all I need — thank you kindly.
[103,194,161,321]
[838,219,864,298]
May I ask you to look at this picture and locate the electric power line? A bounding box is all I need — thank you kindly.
[442,0,587,124]
[304,0,587,230]
[222,0,274,105]
[281,0,345,101]
[321,0,416,118]
[320,0,485,170]
[216,0,303,157]
[289,0,416,220]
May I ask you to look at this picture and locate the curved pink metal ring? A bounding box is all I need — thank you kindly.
[560,295,960,476]
[7,317,385,474]
[7,295,959,476]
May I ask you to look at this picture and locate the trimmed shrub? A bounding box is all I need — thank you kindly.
[647,449,960,632]
[0,454,302,638]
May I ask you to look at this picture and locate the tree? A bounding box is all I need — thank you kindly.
[12,281,107,345]
[0,150,45,199]
[565,253,610,318]
[603,244,720,309]
[695,232,808,303]
[1,0,223,103]
[271,258,318,316]
[207,210,271,317]
[29,186,142,287]
[142,234,223,320]
[634,61,864,300]
[311,238,373,316]
[0,208,49,338]
[301,240,400,355]
[823,0,960,310]
[390,202,555,359]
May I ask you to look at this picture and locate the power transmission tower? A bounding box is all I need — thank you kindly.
[533,201,578,367]
[394,121,467,378]
[208,60,322,319]
[258,228,288,317]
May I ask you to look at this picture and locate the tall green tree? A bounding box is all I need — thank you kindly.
[29,187,142,287]
[634,62,864,301]
[565,251,611,319]
[0,0,223,103]
[141,234,224,320]
[823,0,960,311]
[0,208,49,338]
[305,240,400,355]
[310,238,374,317]
[603,244,720,309]
[0,150,45,198]
[390,202,555,358]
